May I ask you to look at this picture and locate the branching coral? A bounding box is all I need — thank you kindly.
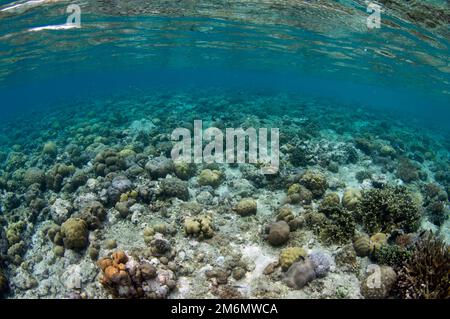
[318,204,356,245]
[395,233,449,299]
[355,186,421,234]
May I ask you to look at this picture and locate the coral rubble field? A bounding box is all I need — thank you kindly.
[0,89,448,299]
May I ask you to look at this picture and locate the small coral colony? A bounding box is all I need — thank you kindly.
[0,90,449,299]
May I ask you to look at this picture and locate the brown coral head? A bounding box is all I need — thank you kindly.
[112,250,128,265]
[97,257,113,272]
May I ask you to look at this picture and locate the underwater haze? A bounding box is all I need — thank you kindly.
[0,0,449,299]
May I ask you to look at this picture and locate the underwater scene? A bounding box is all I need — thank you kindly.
[0,0,449,300]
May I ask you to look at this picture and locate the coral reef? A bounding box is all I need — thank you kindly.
[0,88,448,299]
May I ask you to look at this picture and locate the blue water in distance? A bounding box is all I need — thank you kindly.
[0,3,449,130]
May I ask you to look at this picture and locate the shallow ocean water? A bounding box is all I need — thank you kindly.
[0,0,449,299]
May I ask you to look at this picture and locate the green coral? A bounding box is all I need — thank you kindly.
[320,193,340,209]
[42,141,57,157]
[184,216,214,239]
[287,183,313,204]
[233,198,257,217]
[319,206,356,245]
[279,247,307,271]
[6,221,26,245]
[372,244,412,268]
[355,186,421,234]
[198,169,223,188]
[342,188,361,211]
[23,168,45,188]
[60,218,89,250]
[174,160,196,180]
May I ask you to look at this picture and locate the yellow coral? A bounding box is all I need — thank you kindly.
[370,232,388,250]
[279,247,307,271]
[184,216,214,239]
[119,148,136,158]
[342,188,362,210]
[287,183,301,196]
[184,218,201,235]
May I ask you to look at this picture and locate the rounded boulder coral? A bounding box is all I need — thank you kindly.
[342,188,361,211]
[360,265,397,299]
[279,247,307,271]
[233,198,257,217]
[266,221,290,246]
[283,259,316,289]
[299,170,328,198]
[198,169,223,188]
[60,218,89,250]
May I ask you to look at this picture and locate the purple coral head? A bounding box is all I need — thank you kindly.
[308,250,331,277]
